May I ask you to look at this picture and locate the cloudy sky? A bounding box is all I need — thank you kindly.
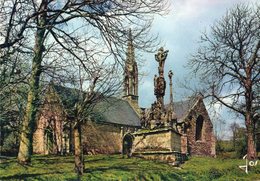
[137,0,258,138]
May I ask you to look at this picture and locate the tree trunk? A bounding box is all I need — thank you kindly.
[246,113,257,160]
[17,36,44,163]
[244,69,256,160]
[17,5,46,164]
[69,122,73,153]
[74,124,84,175]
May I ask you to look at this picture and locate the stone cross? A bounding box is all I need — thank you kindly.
[155,47,169,76]
[154,47,169,110]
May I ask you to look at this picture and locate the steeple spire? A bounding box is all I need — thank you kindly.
[123,29,139,115]
[126,29,134,64]
[124,29,138,97]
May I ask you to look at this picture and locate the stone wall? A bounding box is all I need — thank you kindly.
[33,91,65,154]
[131,129,181,163]
[180,134,188,154]
[81,121,135,154]
[33,86,140,155]
[171,131,181,152]
[132,129,181,152]
[185,99,216,157]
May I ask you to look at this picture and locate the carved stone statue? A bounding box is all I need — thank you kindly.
[146,47,170,129]
[140,108,147,128]
[153,74,157,95]
[168,70,174,111]
[156,76,166,96]
[168,70,173,80]
[153,47,169,114]
[154,74,166,110]
[155,47,169,76]
[150,101,157,119]
[154,101,162,121]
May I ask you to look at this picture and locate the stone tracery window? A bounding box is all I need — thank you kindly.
[195,115,204,141]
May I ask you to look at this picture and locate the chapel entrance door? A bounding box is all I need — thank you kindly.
[122,133,133,158]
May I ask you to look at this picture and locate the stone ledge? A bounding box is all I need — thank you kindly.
[133,127,181,136]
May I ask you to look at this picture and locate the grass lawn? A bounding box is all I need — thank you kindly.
[0,154,259,180]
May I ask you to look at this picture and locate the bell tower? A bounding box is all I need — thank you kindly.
[123,29,139,112]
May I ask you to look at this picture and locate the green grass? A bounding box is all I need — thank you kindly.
[0,155,259,180]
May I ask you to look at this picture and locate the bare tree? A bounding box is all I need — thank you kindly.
[188,4,260,160]
[0,22,31,156]
[69,63,121,175]
[0,0,169,165]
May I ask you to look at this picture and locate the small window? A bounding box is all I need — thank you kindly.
[195,115,204,141]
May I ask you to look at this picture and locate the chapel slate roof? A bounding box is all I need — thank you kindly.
[165,96,199,121]
[51,85,141,127]
[92,97,141,127]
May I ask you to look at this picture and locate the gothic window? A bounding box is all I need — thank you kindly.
[195,115,204,141]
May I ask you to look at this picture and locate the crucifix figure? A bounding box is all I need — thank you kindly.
[155,47,169,76]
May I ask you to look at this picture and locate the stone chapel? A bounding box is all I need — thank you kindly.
[33,29,216,159]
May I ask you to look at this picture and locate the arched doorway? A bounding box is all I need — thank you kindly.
[122,133,134,158]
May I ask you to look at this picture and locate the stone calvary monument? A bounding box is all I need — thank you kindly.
[125,48,184,164]
[140,47,177,130]
[123,44,215,164]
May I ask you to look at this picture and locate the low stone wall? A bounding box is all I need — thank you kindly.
[132,128,181,152]
[130,128,183,163]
